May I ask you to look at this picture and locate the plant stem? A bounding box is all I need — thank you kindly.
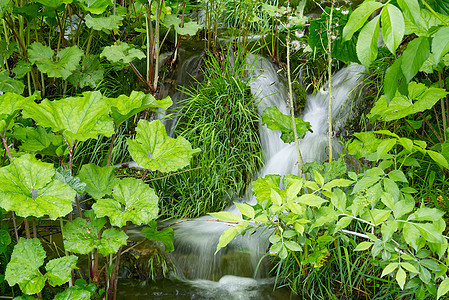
[327,1,334,162]
[439,71,447,141]
[24,218,31,239]
[11,212,19,243]
[1,135,12,162]
[285,3,303,176]
[107,131,117,166]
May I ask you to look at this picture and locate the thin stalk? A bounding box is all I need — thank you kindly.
[423,1,449,26]
[145,6,151,82]
[1,135,12,162]
[439,71,447,141]
[420,112,444,143]
[24,218,31,239]
[152,0,163,92]
[32,217,37,238]
[327,1,334,162]
[85,28,94,55]
[55,9,64,52]
[11,212,19,243]
[285,9,303,176]
[107,131,117,166]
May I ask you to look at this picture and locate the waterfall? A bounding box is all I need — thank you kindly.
[170,56,365,282]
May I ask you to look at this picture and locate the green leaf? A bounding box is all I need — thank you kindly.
[45,256,78,286]
[356,15,380,68]
[352,175,380,194]
[433,26,449,65]
[343,1,384,41]
[397,0,420,26]
[78,164,118,200]
[141,221,174,252]
[388,170,408,183]
[393,199,414,219]
[296,194,327,207]
[401,37,430,83]
[403,222,421,250]
[271,189,283,206]
[381,4,405,55]
[5,238,46,294]
[63,217,127,256]
[438,278,449,299]
[235,202,255,219]
[396,267,406,289]
[408,207,445,222]
[14,126,65,156]
[413,222,444,243]
[85,14,123,32]
[377,138,396,157]
[12,60,31,79]
[383,177,400,202]
[335,216,352,231]
[216,227,237,253]
[54,286,91,300]
[261,106,312,143]
[354,241,373,251]
[54,167,86,194]
[67,55,104,88]
[93,178,159,227]
[0,92,30,117]
[0,70,25,94]
[381,220,398,241]
[252,175,281,203]
[427,150,449,169]
[382,262,399,277]
[163,15,201,36]
[127,120,200,172]
[383,57,405,103]
[35,0,72,9]
[331,188,346,212]
[284,241,302,252]
[369,82,447,121]
[0,154,75,219]
[23,91,114,143]
[401,262,418,273]
[323,179,353,191]
[79,0,112,14]
[420,259,441,271]
[106,92,172,127]
[209,211,242,222]
[0,229,11,253]
[28,43,83,79]
[100,42,145,65]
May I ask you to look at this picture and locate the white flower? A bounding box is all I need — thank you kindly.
[295,30,304,38]
[291,40,301,51]
[342,8,349,15]
[331,34,337,40]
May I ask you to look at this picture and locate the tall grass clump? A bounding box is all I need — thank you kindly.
[152,49,263,218]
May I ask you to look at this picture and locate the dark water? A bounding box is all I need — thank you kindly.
[117,276,300,300]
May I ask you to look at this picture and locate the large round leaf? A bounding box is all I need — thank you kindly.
[93,177,159,227]
[127,120,200,172]
[0,154,76,219]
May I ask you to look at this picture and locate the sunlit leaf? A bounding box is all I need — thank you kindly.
[356,15,380,68]
[354,241,373,251]
[93,178,159,227]
[85,14,123,32]
[437,278,449,299]
[78,164,118,200]
[0,154,75,219]
[0,70,24,94]
[23,91,114,143]
[127,120,200,172]
[381,262,398,277]
[5,238,46,294]
[100,42,145,65]
[209,211,242,222]
[45,255,78,286]
[28,43,83,79]
[54,286,91,300]
[261,106,312,143]
[381,4,405,55]
[67,55,104,88]
[79,0,112,14]
[105,92,172,127]
[342,1,384,41]
[235,202,255,219]
[63,217,127,256]
[401,37,430,83]
[216,227,237,253]
[141,220,174,252]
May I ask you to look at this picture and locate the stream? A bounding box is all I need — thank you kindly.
[117,52,365,299]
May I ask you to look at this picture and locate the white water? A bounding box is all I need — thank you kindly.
[170,56,365,283]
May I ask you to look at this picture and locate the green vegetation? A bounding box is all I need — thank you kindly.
[1,0,449,299]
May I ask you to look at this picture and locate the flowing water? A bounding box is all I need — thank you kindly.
[117,55,365,299]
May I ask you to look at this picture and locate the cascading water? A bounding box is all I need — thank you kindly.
[117,56,365,299]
